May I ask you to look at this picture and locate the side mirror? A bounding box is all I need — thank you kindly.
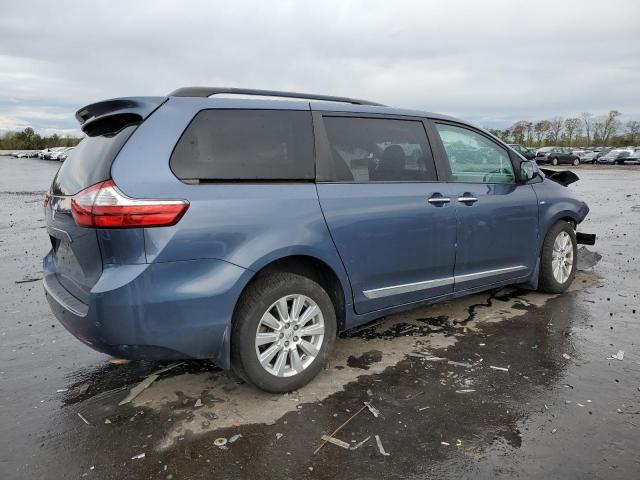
[520,160,537,182]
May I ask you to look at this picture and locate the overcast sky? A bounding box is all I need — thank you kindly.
[1,0,639,135]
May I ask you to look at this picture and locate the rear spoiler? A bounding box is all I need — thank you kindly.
[540,168,579,187]
[75,97,167,136]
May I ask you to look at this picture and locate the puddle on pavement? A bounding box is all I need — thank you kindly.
[118,270,598,451]
[59,248,601,452]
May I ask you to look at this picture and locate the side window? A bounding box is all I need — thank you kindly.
[170,110,314,181]
[322,116,437,182]
[435,124,515,184]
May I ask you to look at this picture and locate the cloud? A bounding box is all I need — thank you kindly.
[1,0,639,132]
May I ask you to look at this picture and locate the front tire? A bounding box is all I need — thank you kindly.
[551,157,559,166]
[231,272,337,393]
[538,221,577,293]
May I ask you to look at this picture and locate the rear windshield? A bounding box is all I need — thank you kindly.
[50,125,136,196]
[170,109,315,181]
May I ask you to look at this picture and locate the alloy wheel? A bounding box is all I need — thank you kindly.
[551,231,574,284]
[254,294,325,377]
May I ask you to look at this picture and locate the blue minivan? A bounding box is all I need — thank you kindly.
[44,87,592,392]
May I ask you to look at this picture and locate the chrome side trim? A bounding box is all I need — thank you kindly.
[454,265,528,283]
[363,277,454,299]
[362,265,528,299]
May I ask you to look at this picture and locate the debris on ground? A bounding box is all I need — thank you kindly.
[194,399,203,408]
[447,360,472,368]
[56,388,68,393]
[131,453,145,460]
[374,435,390,456]
[490,365,509,372]
[118,373,159,406]
[351,436,371,450]
[407,353,446,361]
[104,419,111,424]
[364,401,380,418]
[314,404,367,454]
[455,389,476,394]
[228,434,242,444]
[109,358,131,365]
[151,362,184,375]
[118,363,183,406]
[276,433,283,440]
[213,438,227,447]
[562,353,571,360]
[77,412,91,425]
[609,350,625,361]
[441,441,450,446]
[15,276,42,284]
[405,391,425,400]
[321,435,351,449]
[576,246,602,270]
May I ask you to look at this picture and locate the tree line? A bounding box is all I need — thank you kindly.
[485,111,640,148]
[0,127,82,150]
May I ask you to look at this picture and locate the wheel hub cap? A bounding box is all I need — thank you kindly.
[551,231,574,284]
[254,294,325,377]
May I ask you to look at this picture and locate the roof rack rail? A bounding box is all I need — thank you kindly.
[168,87,385,106]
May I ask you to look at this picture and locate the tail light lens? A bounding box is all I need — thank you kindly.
[71,180,189,228]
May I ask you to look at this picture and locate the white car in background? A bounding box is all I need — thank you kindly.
[57,147,75,162]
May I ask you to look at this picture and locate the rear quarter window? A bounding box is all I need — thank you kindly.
[170,109,315,181]
[50,125,137,196]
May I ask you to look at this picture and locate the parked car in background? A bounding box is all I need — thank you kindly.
[51,147,74,161]
[597,149,636,165]
[43,87,594,392]
[508,144,536,159]
[535,147,580,166]
[43,147,66,160]
[592,147,612,161]
[57,147,75,162]
[577,150,598,163]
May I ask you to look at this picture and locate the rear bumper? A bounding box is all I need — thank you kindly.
[43,253,251,368]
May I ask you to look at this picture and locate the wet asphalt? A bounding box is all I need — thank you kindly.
[0,156,639,480]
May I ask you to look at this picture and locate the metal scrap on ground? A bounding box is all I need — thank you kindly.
[490,365,509,372]
[118,362,183,406]
[118,374,159,406]
[320,435,351,449]
[375,435,390,456]
[350,436,371,450]
[448,360,472,368]
[314,404,368,455]
[77,412,91,425]
[364,401,380,418]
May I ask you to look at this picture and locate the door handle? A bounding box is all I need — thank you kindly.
[428,195,451,206]
[457,195,478,205]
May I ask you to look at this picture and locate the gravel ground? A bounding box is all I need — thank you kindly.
[0,156,638,479]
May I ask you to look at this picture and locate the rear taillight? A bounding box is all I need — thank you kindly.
[70,180,189,228]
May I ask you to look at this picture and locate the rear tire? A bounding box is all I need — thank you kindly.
[231,271,337,393]
[538,221,577,293]
[572,158,579,166]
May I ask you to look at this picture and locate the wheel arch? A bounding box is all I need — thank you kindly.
[234,253,350,332]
